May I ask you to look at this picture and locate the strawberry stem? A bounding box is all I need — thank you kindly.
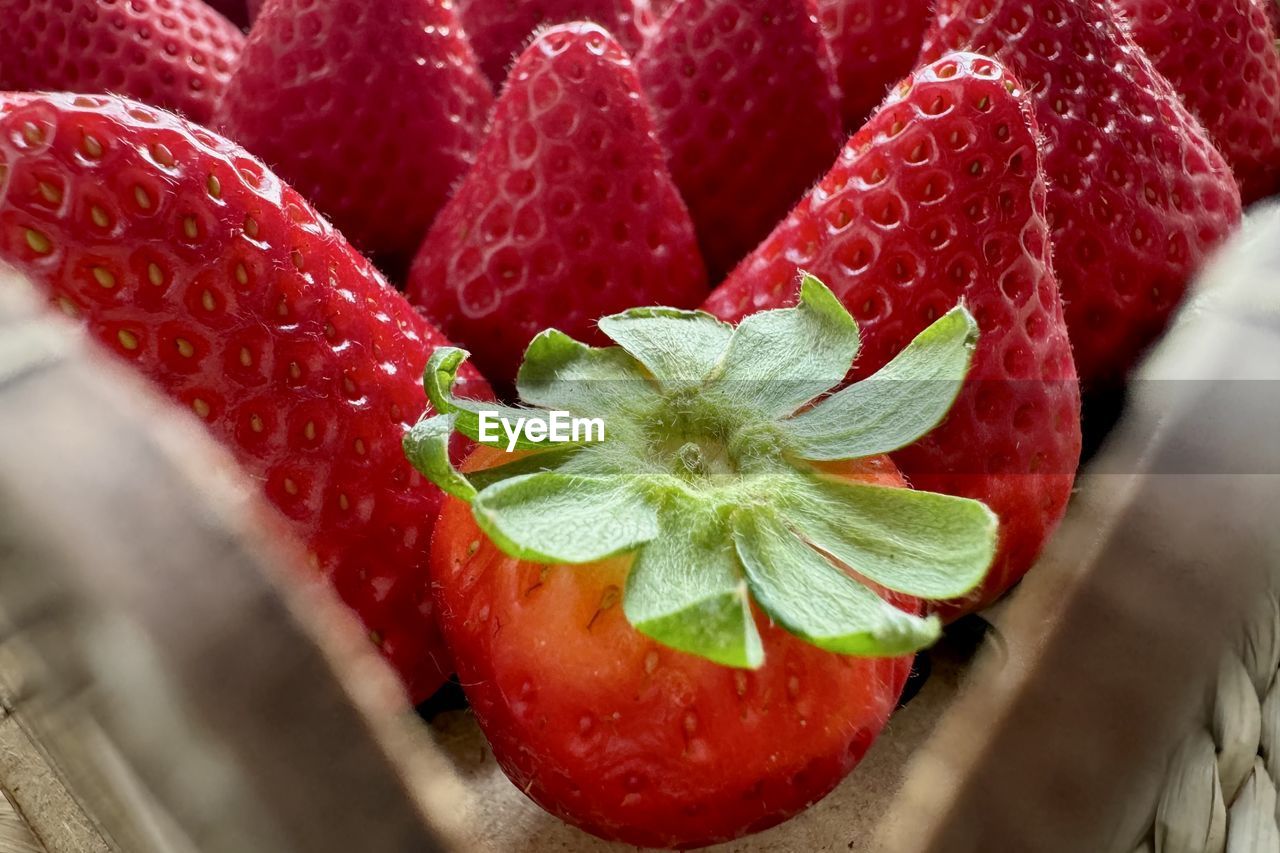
[404,274,997,667]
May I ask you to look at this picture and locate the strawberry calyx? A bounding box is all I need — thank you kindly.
[404,274,997,668]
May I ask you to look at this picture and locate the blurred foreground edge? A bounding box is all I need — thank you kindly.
[0,266,464,853]
[877,205,1280,852]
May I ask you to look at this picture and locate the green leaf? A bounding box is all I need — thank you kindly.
[597,307,734,384]
[402,413,476,501]
[712,273,861,419]
[781,307,979,460]
[733,510,941,657]
[467,445,584,492]
[472,472,659,564]
[422,348,573,451]
[624,526,762,669]
[787,472,998,600]
[516,329,660,417]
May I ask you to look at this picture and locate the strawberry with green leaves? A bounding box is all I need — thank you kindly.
[707,53,1081,616]
[635,0,845,279]
[406,275,997,847]
[216,0,494,272]
[0,93,490,702]
[406,23,707,387]
[0,0,244,126]
[922,0,1242,386]
[1113,0,1280,203]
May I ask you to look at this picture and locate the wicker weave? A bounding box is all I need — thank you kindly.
[1137,595,1280,853]
[0,789,44,853]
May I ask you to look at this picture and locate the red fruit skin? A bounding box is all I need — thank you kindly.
[706,54,1081,617]
[0,93,492,702]
[814,0,934,130]
[923,0,1242,386]
[215,0,494,272]
[432,448,914,848]
[635,0,845,280]
[1114,0,1280,204]
[0,0,243,126]
[457,0,655,86]
[406,23,707,386]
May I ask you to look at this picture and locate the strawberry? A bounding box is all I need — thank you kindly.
[706,54,1081,616]
[814,0,934,129]
[406,275,998,846]
[0,93,491,702]
[215,0,494,272]
[0,0,244,126]
[634,0,845,280]
[457,0,654,87]
[1113,0,1280,203]
[406,23,707,386]
[922,0,1242,386]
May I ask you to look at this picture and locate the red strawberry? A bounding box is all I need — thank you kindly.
[407,274,999,845]
[706,53,1081,616]
[0,0,244,126]
[457,0,655,86]
[814,0,934,130]
[433,449,914,847]
[635,0,845,279]
[922,0,1242,385]
[215,0,494,272]
[0,93,491,702]
[1113,0,1280,203]
[406,23,707,386]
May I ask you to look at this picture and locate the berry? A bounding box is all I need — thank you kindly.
[0,93,491,702]
[406,23,707,386]
[923,0,1242,385]
[706,54,1082,615]
[636,0,844,279]
[216,0,494,271]
[0,0,244,125]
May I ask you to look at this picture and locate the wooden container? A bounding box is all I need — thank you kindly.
[2,205,1279,852]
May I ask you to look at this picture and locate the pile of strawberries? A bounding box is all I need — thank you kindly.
[1,0,1276,846]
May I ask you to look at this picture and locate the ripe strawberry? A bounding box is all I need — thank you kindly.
[457,0,654,87]
[814,0,934,129]
[0,0,244,126]
[406,276,998,846]
[1113,0,1280,203]
[0,93,491,702]
[635,0,845,279]
[706,53,1081,616]
[922,0,1242,386]
[406,23,707,386]
[215,0,494,272]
